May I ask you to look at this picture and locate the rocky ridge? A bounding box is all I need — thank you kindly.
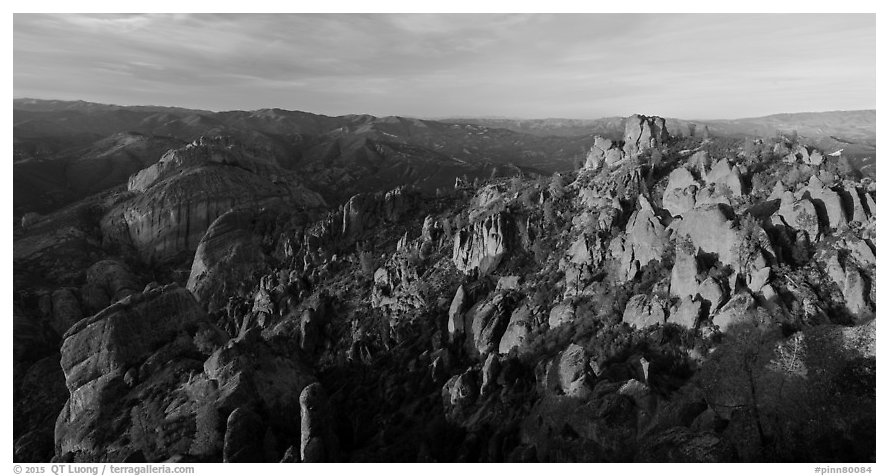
[13,114,876,463]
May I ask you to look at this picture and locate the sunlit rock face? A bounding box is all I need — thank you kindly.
[453,212,513,276]
[102,137,324,264]
[623,114,669,157]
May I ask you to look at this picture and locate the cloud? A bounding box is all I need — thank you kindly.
[13,13,875,118]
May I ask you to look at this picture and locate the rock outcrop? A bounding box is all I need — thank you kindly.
[342,186,418,237]
[669,297,702,329]
[623,294,669,329]
[662,167,699,217]
[299,383,338,462]
[774,193,820,240]
[222,407,265,463]
[498,302,534,354]
[102,137,324,263]
[670,249,700,299]
[186,209,272,312]
[453,213,512,276]
[704,158,743,197]
[623,114,669,157]
[80,259,140,315]
[611,195,670,282]
[55,285,206,457]
[55,282,315,461]
[456,293,513,357]
[672,204,772,285]
[585,136,625,169]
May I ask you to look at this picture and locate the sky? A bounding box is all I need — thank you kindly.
[13,13,876,120]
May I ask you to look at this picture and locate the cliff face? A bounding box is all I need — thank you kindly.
[102,137,325,263]
[453,212,513,276]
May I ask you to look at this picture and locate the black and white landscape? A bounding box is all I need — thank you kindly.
[12,13,876,464]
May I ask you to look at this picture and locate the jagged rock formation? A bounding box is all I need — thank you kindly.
[343,186,418,237]
[53,283,315,462]
[55,284,206,458]
[623,114,669,157]
[662,167,699,216]
[623,294,669,329]
[584,136,625,170]
[13,112,877,463]
[453,213,512,276]
[611,195,670,282]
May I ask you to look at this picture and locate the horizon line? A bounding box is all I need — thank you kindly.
[12,96,877,123]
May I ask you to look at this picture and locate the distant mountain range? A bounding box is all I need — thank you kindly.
[13,99,875,216]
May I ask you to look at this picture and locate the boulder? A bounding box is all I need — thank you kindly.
[843,266,869,317]
[495,276,521,292]
[711,292,764,332]
[844,238,876,267]
[662,167,699,216]
[448,285,469,336]
[805,149,824,166]
[746,267,771,293]
[548,302,576,329]
[842,185,868,223]
[669,297,702,329]
[464,294,510,356]
[585,136,625,169]
[805,176,847,229]
[776,194,820,239]
[670,250,700,298]
[223,407,265,463]
[623,294,668,329]
[499,303,533,354]
[481,354,501,396]
[556,344,591,397]
[442,370,478,422]
[662,187,698,217]
[697,277,727,314]
[300,383,338,462]
[704,158,743,197]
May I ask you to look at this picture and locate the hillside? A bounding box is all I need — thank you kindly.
[12,113,875,463]
[13,99,595,216]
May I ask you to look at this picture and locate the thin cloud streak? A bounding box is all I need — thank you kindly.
[13,13,875,119]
